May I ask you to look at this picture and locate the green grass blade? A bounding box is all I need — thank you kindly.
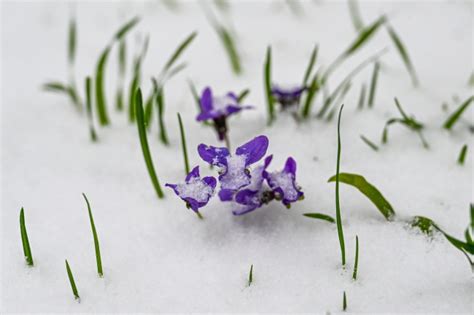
[85,77,98,142]
[116,38,127,111]
[65,260,80,300]
[128,70,141,122]
[357,83,366,109]
[302,44,319,87]
[343,291,347,311]
[367,61,380,107]
[144,89,155,128]
[43,81,80,108]
[237,89,250,104]
[303,213,335,223]
[19,208,33,266]
[68,17,77,65]
[328,172,396,220]
[135,88,165,199]
[301,71,321,118]
[345,16,386,56]
[360,135,378,151]
[352,235,359,280]
[386,24,419,87]
[443,96,474,130]
[156,88,169,145]
[469,72,474,87]
[335,105,346,267]
[95,46,111,125]
[348,0,364,31]
[177,113,190,175]
[457,144,468,165]
[114,16,140,41]
[326,81,352,122]
[264,46,274,125]
[162,32,197,74]
[217,26,241,75]
[82,193,103,277]
[248,264,253,286]
[188,80,201,112]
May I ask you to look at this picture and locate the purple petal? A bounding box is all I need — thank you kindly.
[235,189,258,205]
[235,135,269,166]
[232,203,260,215]
[197,144,230,166]
[200,87,213,112]
[183,197,201,212]
[283,157,297,176]
[196,111,219,121]
[226,92,238,101]
[202,176,217,190]
[185,166,200,182]
[218,189,235,201]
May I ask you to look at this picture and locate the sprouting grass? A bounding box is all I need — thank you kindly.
[161,32,197,75]
[357,83,366,109]
[352,235,359,280]
[382,98,428,148]
[128,36,149,123]
[328,173,396,220]
[335,105,346,267]
[135,88,165,199]
[151,80,169,146]
[326,82,352,121]
[343,291,347,311]
[348,0,364,32]
[386,23,419,87]
[302,44,319,88]
[114,17,140,41]
[237,89,250,103]
[303,212,335,223]
[264,46,275,125]
[177,113,190,175]
[82,193,103,277]
[457,144,468,165]
[144,89,155,128]
[65,260,80,300]
[367,61,380,108]
[442,96,474,130]
[19,208,33,266]
[43,82,81,109]
[68,17,77,65]
[360,135,378,151]
[248,264,253,286]
[116,38,127,111]
[85,77,98,142]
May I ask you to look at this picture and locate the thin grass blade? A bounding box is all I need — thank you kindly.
[19,208,33,266]
[162,32,197,74]
[335,105,346,267]
[68,17,77,65]
[302,44,319,87]
[360,135,378,151]
[303,213,335,223]
[65,260,80,300]
[457,144,468,165]
[248,264,253,286]
[82,193,103,277]
[367,61,380,107]
[177,113,190,175]
[357,83,366,109]
[217,26,241,75]
[114,16,140,41]
[237,89,250,104]
[443,96,474,130]
[264,46,275,125]
[348,0,364,31]
[343,291,347,311]
[352,235,359,280]
[95,46,111,125]
[85,77,98,142]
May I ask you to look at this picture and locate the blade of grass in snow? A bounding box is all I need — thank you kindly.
[301,71,321,118]
[360,135,378,151]
[214,0,230,12]
[177,113,190,175]
[113,17,140,41]
[151,79,169,146]
[326,81,352,121]
[458,144,468,165]
[348,0,364,31]
[95,46,111,125]
[116,38,127,111]
[335,105,346,267]
[144,89,155,128]
[352,235,359,280]
[82,193,103,277]
[264,46,275,125]
[357,83,366,110]
[19,208,33,266]
[317,48,387,118]
[328,173,396,220]
[343,291,347,311]
[302,44,319,87]
[43,81,80,108]
[216,25,241,75]
[469,72,474,87]
[367,61,380,107]
[135,88,165,199]
[386,23,419,87]
[443,96,474,130]
[237,89,250,104]
[161,32,197,75]
[248,264,253,286]
[85,77,98,142]
[303,213,335,223]
[68,17,77,65]
[65,260,80,300]
[128,36,149,122]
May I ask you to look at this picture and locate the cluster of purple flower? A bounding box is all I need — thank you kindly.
[166,135,304,216]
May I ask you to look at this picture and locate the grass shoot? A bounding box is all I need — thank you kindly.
[352,235,359,280]
[65,260,80,301]
[248,264,253,286]
[343,291,347,311]
[85,77,98,142]
[303,213,335,223]
[82,193,103,277]
[367,61,380,107]
[442,96,474,130]
[335,105,346,267]
[360,135,378,151]
[177,113,190,175]
[457,144,468,165]
[264,46,275,125]
[19,208,34,266]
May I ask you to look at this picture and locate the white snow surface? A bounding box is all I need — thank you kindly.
[1,0,473,313]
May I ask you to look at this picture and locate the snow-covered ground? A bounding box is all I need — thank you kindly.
[1,0,473,313]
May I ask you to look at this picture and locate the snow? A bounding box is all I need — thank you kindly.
[268,171,299,200]
[220,154,250,190]
[175,177,214,203]
[1,0,473,313]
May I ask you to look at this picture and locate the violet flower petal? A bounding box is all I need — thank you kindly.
[235,135,269,166]
[198,144,230,167]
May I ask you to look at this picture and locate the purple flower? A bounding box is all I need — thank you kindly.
[196,87,253,141]
[265,157,304,206]
[165,166,217,212]
[271,85,306,110]
[198,135,269,200]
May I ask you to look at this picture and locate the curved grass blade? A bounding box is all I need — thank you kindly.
[248,264,253,286]
[457,144,468,165]
[328,172,396,220]
[68,17,77,65]
[116,38,127,111]
[264,46,275,125]
[352,235,359,280]
[348,0,364,32]
[144,89,155,128]
[95,46,111,125]
[367,61,380,108]
[82,193,103,277]
[335,105,346,267]
[443,96,474,130]
[135,88,165,199]
[177,113,190,175]
[156,87,169,145]
[19,208,33,266]
[43,81,80,109]
[65,260,80,300]
[303,212,335,223]
[302,44,319,87]
[162,32,197,74]
[114,16,140,41]
[216,26,241,75]
[237,89,250,104]
[357,83,366,109]
[301,71,321,118]
[85,77,98,142]
[360,135,378,151]
[386,23,419,87]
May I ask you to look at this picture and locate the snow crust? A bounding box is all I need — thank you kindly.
[176,177,213,203]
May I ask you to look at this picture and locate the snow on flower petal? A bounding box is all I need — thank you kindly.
[266,157,303,205]
[197,144,230,167]
[235,135,269,166]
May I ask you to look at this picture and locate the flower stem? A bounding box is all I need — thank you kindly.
[196,211,204,220]
[224,134,231,151]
